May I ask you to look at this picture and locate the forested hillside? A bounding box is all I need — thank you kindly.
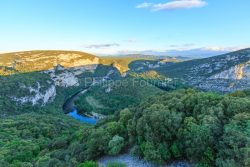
[1,88,250,166]
[74,89,250,167]
[1,49,250,167]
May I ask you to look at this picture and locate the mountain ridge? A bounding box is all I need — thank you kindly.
[157,48,250,92]
[0,50,99,75]
[0,50,184,75]
[2,48,250,93]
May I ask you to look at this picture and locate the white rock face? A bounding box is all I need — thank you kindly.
[72,64,97,74]
[210,62,250,80]
[136,67,144,71]
[43,86,56,105]
[105,86,112,93]
[121,72,127,77]
[148,64,160,68]
[51,71,79,87]
[45,64,98,87]
[11,83,56,106]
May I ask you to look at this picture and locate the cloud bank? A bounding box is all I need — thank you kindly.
[137,0,207,11]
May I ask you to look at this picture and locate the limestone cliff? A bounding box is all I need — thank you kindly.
[11,82,56,106]
[210,62,250,80]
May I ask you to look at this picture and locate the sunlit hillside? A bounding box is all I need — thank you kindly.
[0,50,100,75]
[0,51,157,75]
[100,57,153,73]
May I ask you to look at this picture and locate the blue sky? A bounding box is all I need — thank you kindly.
[0,0,250,56]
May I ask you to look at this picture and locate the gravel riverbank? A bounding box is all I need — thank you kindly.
[98,154,192,167]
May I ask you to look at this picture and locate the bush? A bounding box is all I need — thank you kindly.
[108,135,125,155]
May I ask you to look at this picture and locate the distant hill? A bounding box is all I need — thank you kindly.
[0,50,191,76]
[121,48,250,92]
[0,50,170,75]
[0,50,99,75]
[2,48,250,109]
[100,54,187,73]
[117,48,231,59]
[111,54,190,60]
[157,48,250,92]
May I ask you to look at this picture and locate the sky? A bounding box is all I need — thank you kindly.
[0,0,250,57]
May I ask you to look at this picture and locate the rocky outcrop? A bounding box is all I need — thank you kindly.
[11,83,56,106]
[158,48,250,92]
[48,70,80,87]
[210,62,250,80]
[44,64,98,87]
[189,61,250,92]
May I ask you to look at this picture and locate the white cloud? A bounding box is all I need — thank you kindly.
[136,2,152,9]
[169,43,195,48]
[84,43,120,49]
[123,39,138,43]
[136,0,207,11]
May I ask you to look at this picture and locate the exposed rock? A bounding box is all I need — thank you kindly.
[11,83,56,106]
[105,86,112,93]
[44,64,98,87]
[210,62,250,80]
[121,72,127,77]
[42,86,56,105]
[98,154,192,167]
[160,48,250,92]
[52,71,79,87]
[72,64,98,75]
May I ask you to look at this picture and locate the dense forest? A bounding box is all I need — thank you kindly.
[1,88,250,166]
[74,77,163,115]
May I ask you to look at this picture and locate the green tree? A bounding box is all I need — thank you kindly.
[78,161,98,167]
[108,135,125,155]
[216,113,250,167]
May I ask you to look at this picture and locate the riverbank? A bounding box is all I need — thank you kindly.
[98,154,192,167]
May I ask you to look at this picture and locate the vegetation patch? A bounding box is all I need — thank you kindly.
[75,78,163,115]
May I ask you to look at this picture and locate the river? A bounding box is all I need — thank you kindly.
[63,71,115,124]
[67,108,97,125]
[63,87,98,125]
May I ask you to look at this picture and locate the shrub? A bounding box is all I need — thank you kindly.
[108,135,125,155]
[78,161,98,167]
